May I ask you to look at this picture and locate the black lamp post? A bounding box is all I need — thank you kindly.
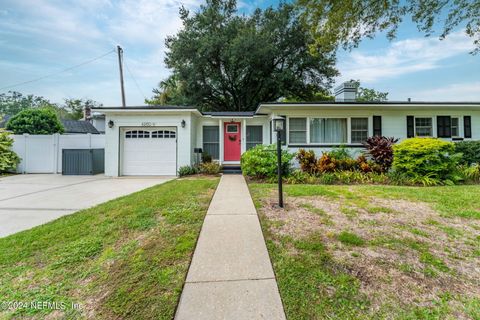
[273,117,285,208]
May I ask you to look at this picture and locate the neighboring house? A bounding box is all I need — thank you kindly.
[90,113,106,133]
[61,120,100,134]
[82,105,106,133]
[93,82,480,177]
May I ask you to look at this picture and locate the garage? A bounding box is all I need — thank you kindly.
[121,127,177,176]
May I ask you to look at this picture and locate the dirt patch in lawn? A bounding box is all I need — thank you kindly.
[261,193,480,316]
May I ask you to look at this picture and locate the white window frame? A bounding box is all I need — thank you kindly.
[287,116,371,145]
[414,117,433,137]
[350,117,369,144]
[288,117,307,144]
[451,117,460,138]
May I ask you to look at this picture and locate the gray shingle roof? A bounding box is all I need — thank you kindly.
[61,120,100,134]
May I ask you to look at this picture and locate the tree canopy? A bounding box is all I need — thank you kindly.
[6,108,64,135]
[149,0,338,111]
[297,0,480,54]
[0,91,102,120]
[352,80,389,102]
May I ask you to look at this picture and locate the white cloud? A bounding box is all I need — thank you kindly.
[407,82,480,102]
[337,30,475,83]
[0,0,202,105]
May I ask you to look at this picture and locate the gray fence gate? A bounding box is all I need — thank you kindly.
[62,149,105,175]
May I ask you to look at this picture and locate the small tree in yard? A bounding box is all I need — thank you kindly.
[6,108,64,134]
[0,131,20,173]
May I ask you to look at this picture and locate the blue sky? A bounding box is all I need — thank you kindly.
[0,0,479,106]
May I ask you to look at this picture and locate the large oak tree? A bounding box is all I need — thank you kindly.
[149,0,338,111]
[297,0,480,54]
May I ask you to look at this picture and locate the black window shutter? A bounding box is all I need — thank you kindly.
[464,116,472,138]
[437,116,451,138]
[269,120,272,144]
[280,115,286,145]
[406,116,414,138]
[373,116,382,136]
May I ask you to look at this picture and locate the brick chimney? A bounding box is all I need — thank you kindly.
[334,81,358,102]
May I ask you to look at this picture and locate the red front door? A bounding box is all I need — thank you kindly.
[224,122,241,161]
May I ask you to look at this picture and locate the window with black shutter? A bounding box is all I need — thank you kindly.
[437,116,451,138]
[464,116,472,138]
[373,116,382,136]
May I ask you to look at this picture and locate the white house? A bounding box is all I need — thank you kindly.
[93,83,480,176]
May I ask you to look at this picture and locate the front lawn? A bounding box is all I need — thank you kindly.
[0,177,218,319]
[250,183,480,319]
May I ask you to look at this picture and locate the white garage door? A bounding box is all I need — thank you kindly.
[122,128,177,175]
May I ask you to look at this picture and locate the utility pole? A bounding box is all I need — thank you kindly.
[117,45,126,108]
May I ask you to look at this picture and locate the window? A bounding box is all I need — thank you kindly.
[415,117,433,137]
[288,118,307,143]
[451,117,459,137]
[125,130,149,138]
[351,118,368,143]
[151,130,176,138]
[246,126,263,150]
[226,124,238,133]
[203,126,219,159]
[310,118,347,143]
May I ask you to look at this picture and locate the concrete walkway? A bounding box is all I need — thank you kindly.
[175,175,286,320]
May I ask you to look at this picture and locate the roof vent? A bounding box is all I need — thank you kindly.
[334,81,358,102]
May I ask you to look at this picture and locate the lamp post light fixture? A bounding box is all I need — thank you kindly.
[108,120,114,128]
[273,117,285,208]
[181,119,186,128]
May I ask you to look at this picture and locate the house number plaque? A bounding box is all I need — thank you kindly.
[141,122,156,126]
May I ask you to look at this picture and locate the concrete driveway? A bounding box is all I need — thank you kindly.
[0,174,174,237]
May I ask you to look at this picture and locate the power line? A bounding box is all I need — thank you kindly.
[124,60,147,100]
[0,49,116,91]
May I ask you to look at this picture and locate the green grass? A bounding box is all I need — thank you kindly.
[249,183,479,320]
[0,178,218,319]
[337,231,365,246]
[274,184,480,219]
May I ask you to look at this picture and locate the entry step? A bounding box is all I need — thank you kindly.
[222,165,242,174]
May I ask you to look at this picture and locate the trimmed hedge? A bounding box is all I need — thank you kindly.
[392,138,460,182]
[241,144,294,179]
[0,130,20,173]
[455,140,480,165]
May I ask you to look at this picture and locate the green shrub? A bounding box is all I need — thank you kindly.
[455,141,480,165]
[337,158,357,171]
[285,170,318,184]
[0,130,20,173]
[392,138,461,182]
[457,164,480,183]
[329,146,352,160]
[201,152,212,163]
[317,172,336,184]
[6,108,64,134]
[241,144,294,179]
[178,165,198,177]
[198,162,222,175]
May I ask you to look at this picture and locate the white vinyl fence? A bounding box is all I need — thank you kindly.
[12,134,105,174]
